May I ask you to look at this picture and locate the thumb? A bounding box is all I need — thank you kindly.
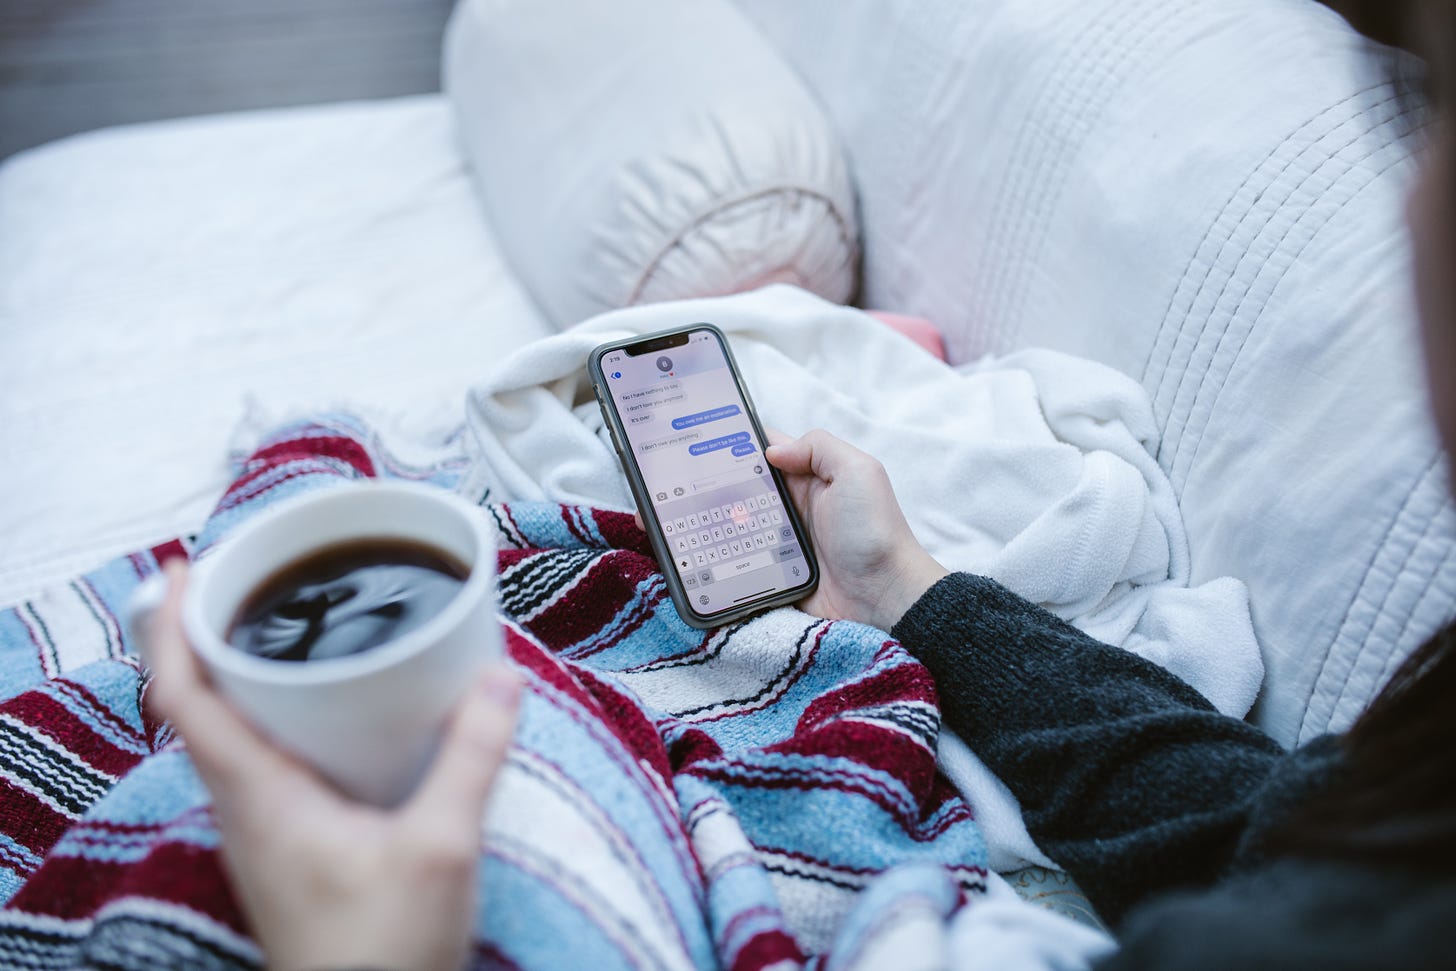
[406,665,521,836]
[768,428,868,481]
[765,435,812,475]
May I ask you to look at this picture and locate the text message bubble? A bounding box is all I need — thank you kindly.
[640,430,703,454]
[730,442,757,457]
[618,381,683,405]
[671,404,741,431]
[688,431,751,456]
[624,392,685,415]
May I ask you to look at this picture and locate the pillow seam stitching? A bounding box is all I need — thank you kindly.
[624,184,857,306]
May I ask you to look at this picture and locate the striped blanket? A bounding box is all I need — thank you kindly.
[0,417,988,970]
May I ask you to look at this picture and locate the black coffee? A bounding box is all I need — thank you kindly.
[228,539,468,663]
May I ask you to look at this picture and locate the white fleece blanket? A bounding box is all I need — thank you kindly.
[462,284,1263,871]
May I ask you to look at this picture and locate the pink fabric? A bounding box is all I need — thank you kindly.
[866,311,948,361]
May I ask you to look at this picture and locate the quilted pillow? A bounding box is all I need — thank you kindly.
[734,0,1442,746]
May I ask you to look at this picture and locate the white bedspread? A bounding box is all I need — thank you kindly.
[0,96,552,604]
[462,284,1263,870]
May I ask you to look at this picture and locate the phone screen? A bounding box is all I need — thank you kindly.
[596,327,814,620]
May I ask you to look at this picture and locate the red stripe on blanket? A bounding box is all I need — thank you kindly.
[592,510,656,556]
[523,552,662,654]
[242,434,377,480]
[730,928,804,971]
[216,434,380,511]
[497,504,529,549]
[4,691,145,778]
[495,548,534,570]
[929,775,975,829]
[0,786,73,864]
[505,627,605,718]
[215,464,352,516]
[148,540,189,568]
[780,723,939,812]
[563,600,666,665]
[7,840,243,932]
[59,678,149,751]
[559,506,595,547]
[572,667,676,783]
[667,726,724,771]
[685,757,947,842]
[474,940,526,969]
[506,629,676,783]
[797,652,938,732]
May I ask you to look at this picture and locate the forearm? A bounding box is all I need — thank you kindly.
[891,573,1285,926]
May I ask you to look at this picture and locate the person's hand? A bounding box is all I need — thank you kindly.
[145,560,521,971]
[765,429,949,632]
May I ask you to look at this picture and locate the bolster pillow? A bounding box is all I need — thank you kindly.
[444,0,860,330]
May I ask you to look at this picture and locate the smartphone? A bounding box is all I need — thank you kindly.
[589,323,818,628]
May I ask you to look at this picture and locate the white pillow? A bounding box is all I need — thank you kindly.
[443,0,859,331]
[735,0,1445,747]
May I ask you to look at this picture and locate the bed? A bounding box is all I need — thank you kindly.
[0,0,1447,965]
[0,95,551,602]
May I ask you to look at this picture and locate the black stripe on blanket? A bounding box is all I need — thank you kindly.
[673,621,821,718]
[499,550,601,618]
[0,720,113,817]
[850,702,941,748]
[0,912,260,971]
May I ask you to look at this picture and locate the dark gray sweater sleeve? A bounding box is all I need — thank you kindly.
[890,572,1288,927]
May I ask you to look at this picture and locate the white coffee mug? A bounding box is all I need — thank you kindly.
[127,482,504,807]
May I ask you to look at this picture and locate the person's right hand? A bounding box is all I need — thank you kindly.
[765,429,949,632]
[146,560,521,971]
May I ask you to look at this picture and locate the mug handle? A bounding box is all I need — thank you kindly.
[124,573,171,665]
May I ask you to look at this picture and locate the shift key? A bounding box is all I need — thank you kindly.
[712,550,774,581]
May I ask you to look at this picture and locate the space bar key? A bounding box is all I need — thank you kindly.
[712,551,775,581]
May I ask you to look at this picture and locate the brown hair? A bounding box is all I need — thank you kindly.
[1338,0,1414,49]
[1343,1,1452,110]
[1281,1,1456,869]
[1288,628,1456,867]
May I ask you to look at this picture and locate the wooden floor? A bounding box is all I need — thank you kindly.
[0,0,455,161]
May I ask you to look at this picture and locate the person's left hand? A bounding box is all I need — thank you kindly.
[764,429,948,631]
[146,559,521,971]
[630,428,947,632]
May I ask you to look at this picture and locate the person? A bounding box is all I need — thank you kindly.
[147,2,1455,968]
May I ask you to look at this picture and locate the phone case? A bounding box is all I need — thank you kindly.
[589,323,818,629]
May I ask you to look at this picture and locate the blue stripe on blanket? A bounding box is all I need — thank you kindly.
[43,661,150,756]
[507,678,713,960]
[556,574,672,661]
[0,834,42,902]
[0,416,990,970]
[705,751,986,871]
[823,863,964,970]
[483,856,681,971]
[0,611,47,702]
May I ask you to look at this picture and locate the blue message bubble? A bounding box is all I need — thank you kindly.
[730,442,757,457]
[671,405,742,431]
[688,431,751,456]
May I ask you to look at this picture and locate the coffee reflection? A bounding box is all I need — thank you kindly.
[228,540,467,663]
